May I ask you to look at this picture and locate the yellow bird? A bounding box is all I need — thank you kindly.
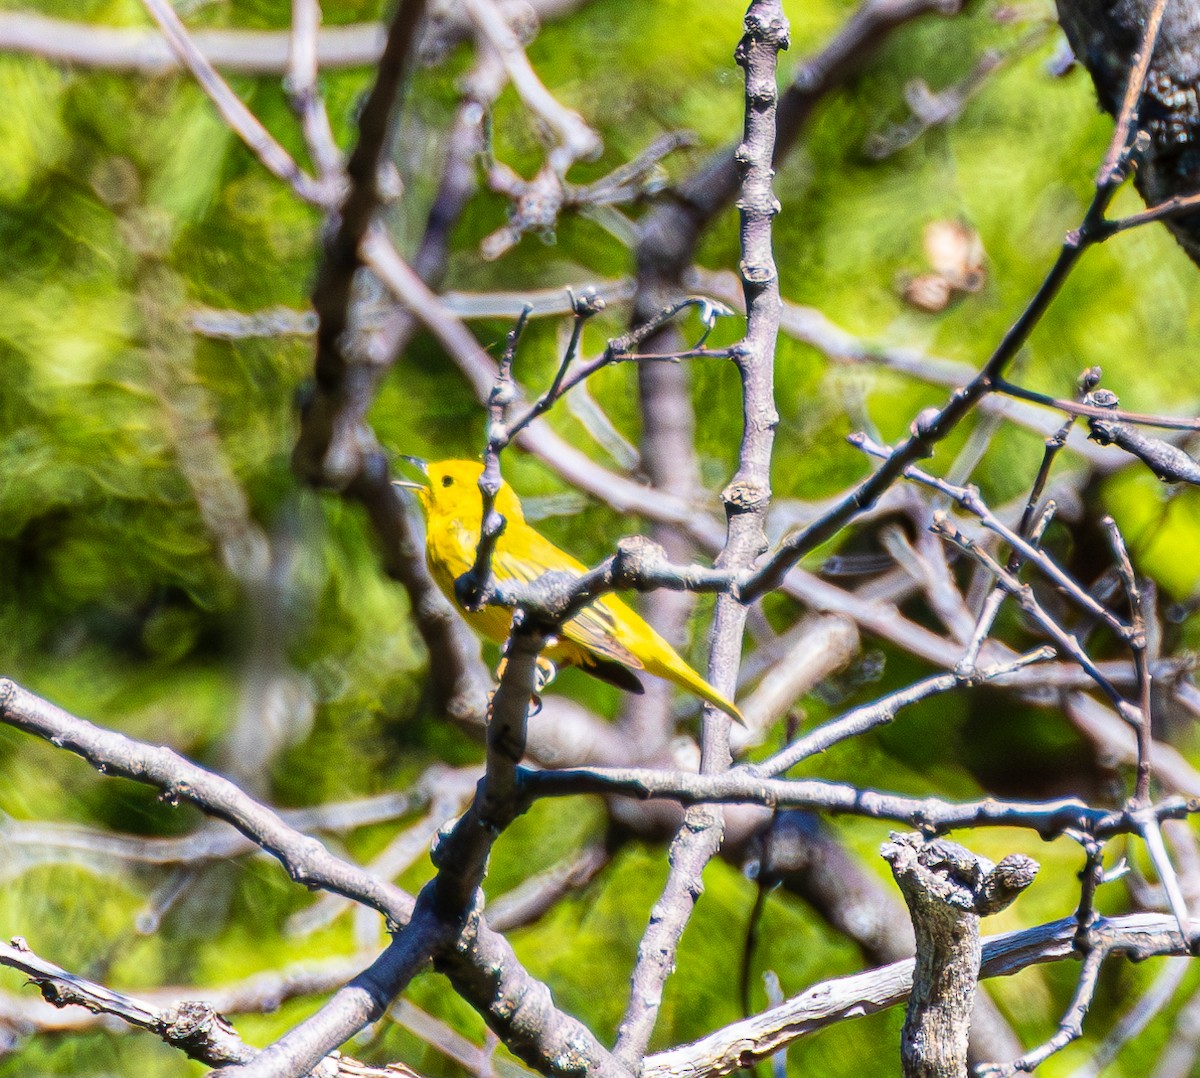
[395,459,743,723]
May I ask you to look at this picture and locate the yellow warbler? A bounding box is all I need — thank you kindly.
[396,459,743,723]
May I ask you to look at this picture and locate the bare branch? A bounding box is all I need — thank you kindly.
[137,0,330,206]
[732,616,859,751]
[463,0,599,170]
[995,378,1200,433]
[1147,976,1200,1078]
[486,844,612,932]
[0,678,412,921]
[1071,956,1190,1077]
[0,777,465,874]
[854,434,1135,644]
[0,2,587,74]
[0,9,389,73]
[751,652,1053,778]
[213,907,449,1077]
[882,834,1037,1078]
[360,231,695,523]
[522,763,1197,838]
[691,268,1125,466]
[642,914,1200,1078]
[288,773,480,938]
[0,938,255,1068]
[288,0,344,184]
[0,678,623,1078]
[1089,418,1200,484]
[977,945,1107,1077]
[1094,0,1172,187]
[301,0,429,482]
[612,5,789,1063]
[392,999,497,1078]
[740,157,1131,603]
[1103,515,1155,803]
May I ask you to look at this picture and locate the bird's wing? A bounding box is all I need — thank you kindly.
[492,546,645,671]
[563,595,646,671]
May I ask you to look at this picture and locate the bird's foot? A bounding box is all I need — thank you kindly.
[492,655,557,697]
[534,656,557,693]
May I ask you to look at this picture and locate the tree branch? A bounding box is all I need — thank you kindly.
[642,914,1198,1078]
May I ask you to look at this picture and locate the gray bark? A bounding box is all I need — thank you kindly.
[883,834,1038,1078]
[1056,0,1200,262]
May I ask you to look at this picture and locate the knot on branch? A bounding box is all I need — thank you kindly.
[160,1001,237,1052]
[488,382,517,411]
[722,478,771,513]
[910,407,941,440]
[570,286,606,318]
[883,833,1037,918]
[1087,418,1200,484]
[739,258,777,285]
[613,535,669,589]
[35,977,85,1011]
[1085,387,1119,410]
[976,853,1040,915]
[740,10,790,51]
[883,833,1037,1078]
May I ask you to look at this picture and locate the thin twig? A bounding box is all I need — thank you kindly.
[976,944,1108,1076]
[1095,0,1172,187]
[1102,188,1200,236]
[522,763,1197,838]
[995,378,1200,432]
[288,0,344,184]
[138,0,329,206]
[462,0,599,170]
[1103,516,1154,803]
[0,938,256,1068]
[855,434,1135,644]
[1140,815,1195,943]
[932,514,1141,721]
[1070,956,1191,1077]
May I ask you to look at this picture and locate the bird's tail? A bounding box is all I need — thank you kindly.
[657,657,745,726]
[694,678,746,726]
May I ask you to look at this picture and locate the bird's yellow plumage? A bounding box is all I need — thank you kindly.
[397,459,742,723]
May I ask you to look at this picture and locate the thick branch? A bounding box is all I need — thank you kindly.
[0,678,412,921]
[883,834,1037,1078]
[0,939,255,1068]
[641,913,1192,1078]
[0,678,625,1078]
[1056,0,1200,263]
[302,0,427,477]
[522,763,1198,837]
[612,6,788,1065]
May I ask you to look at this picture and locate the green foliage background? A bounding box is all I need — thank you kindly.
[3,0,1200,1074]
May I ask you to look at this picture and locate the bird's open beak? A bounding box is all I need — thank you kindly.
[392,455,429,491]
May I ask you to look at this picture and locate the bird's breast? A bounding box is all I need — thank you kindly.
[425,520,516,646]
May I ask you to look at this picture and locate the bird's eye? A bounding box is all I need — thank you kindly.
[441,475,454,487]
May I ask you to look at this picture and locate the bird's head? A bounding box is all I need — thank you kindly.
[393,458,525,527]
